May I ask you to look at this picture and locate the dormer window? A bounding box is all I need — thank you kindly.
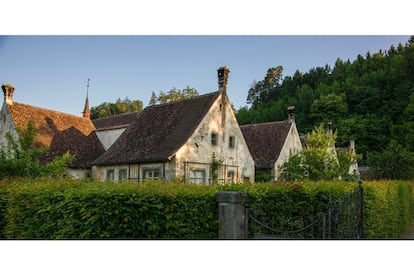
[211,133,218,146]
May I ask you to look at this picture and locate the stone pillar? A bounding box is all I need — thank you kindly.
[216,191,248,239]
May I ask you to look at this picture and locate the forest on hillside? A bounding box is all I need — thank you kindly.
[236,36,414,167]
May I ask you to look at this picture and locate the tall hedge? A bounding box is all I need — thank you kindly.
[1,179,219,239]
[362,181,414,238]
[0,178,413,239]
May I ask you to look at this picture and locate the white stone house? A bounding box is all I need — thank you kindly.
[92,67,255,184]
[240,107,303,181]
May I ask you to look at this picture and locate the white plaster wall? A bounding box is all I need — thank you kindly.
[67,168,90,180]
[93,161,175,182]
[274,122,303,180]
[95,128,126,150]
[175,93,255,183]
[0,103,18,150]
[93,164,130,182]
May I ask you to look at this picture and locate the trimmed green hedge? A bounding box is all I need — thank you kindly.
[362,181,414,238]
[0,179,413,239]
[0,179,219,239]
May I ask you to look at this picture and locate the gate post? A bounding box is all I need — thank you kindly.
[216,191,248,239]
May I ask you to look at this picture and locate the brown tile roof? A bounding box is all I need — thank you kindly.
[92,111,140,131]
[8,102,104,168]
[93,92,221,165]
[240,120,292,169]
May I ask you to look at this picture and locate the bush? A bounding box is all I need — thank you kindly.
[1,178,219,239]
[1,179,413,239]
[362,181,414,238]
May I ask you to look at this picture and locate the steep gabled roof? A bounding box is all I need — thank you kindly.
[240,120,292,169]
[93,92,221,165]
[7,102,104,168]
[92,111,140,131]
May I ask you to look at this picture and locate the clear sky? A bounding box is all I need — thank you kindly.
[0,35,411,116]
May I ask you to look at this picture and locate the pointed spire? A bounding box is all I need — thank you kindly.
[82,79,91,119]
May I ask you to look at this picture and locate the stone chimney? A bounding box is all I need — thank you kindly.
[2,83,15,105]
[288,106,296,123]
[350,140,355,152]
[328,122,333,136]
[217,66,230,93]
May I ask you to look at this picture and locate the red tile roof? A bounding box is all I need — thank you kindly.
[8,102,104,168]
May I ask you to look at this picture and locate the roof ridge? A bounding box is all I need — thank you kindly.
[11,101,90,120]
[147,91,220,109]
[92,110,140,122]
[240,120,290,127]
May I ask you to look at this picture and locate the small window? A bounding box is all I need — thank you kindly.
[229,136,235,148]
[144,168,161,180]
[189,169,206,185]
[211,133,217,146]
[119,169,127,182]
[106,169,115,181]
[227,171,235,183]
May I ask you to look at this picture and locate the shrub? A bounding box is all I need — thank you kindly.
[362,181,414,238]
[2,179,219,239]
[1,179,413,239]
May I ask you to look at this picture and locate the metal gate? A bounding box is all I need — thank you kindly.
[247,181,364,239]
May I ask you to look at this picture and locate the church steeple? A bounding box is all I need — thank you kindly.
[82,79,91,119]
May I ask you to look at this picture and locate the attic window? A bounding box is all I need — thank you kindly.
[211,133,218,146]
[229,136,235,148]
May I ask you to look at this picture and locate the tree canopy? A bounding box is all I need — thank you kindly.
[149,86,199,105]
[237,36,414,172]
[279,123,360,181]
[90,97,143,119]
[90,87,199,119]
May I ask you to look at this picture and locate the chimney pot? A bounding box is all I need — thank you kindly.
[350,140,355,151]
[288,106,295,123]
[328,122,333,136]
[2,83,15,105]
[217,66,230,93]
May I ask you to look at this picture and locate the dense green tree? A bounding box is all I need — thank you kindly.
[90,97,143,119]
[152,86,199,105]
[279,123,359,181]
[403,91,414,151]
[237,37,414,177]
[367,140,414,180]
[310,93,348,124]
[246,66,283,106]
[149,91,157,106]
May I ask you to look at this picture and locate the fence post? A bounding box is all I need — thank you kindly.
[216,191,249,239]
[358,179,364,239]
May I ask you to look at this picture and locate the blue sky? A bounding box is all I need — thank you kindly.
[0,35,411,115]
